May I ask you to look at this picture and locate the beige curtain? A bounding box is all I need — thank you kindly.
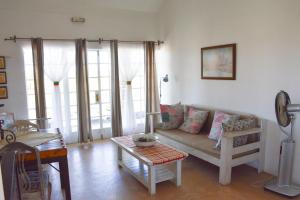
[110,40,123,137]
[144,41,160,133]
[31,38,47,129]
[75,39,93,143]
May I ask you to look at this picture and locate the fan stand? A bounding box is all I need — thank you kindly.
[264,114,300,197]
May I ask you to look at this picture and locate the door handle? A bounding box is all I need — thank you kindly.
[95,92,100,103]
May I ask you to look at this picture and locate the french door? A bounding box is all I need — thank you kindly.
[87,45,112,138]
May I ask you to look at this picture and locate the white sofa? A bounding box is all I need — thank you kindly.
[155,106,265,185]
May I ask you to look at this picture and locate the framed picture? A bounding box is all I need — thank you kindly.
[0,72,7,84]
[0,112,14,129]
[0,56,5,69]
[201,43,236,80]
[0,86,8,99]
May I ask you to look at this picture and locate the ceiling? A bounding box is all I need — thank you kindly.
[0,0,165,13]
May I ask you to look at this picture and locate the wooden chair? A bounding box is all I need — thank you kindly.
[0,142,51,200]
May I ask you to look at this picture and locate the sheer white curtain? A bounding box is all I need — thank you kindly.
[119,43,144,135]
[43,41,75,135]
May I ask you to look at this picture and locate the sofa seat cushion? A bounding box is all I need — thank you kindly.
[156,128,259,159]
[156,128,220,158]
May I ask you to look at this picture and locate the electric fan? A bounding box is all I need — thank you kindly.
[264,90,300,197]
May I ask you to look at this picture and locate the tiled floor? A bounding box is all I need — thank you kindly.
[49,140,297,200]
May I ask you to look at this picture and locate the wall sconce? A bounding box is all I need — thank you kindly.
[160,74,169,99]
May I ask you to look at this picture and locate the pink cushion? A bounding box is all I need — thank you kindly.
[179,107,208,134]
[158,103,184,130]
[208,111,239,140]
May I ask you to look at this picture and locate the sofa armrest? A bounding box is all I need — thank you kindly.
[222,127,262,138]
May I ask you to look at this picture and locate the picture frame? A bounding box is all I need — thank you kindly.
[0,72,7,84]
[0,56,5,69]
[0,86,8,99]
[0,112,14,129]
[201,43,236,80]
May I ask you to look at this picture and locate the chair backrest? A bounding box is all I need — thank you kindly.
[10,120,40,135]
[0,142,45,200]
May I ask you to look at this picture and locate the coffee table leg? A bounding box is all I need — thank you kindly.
[175,160,182,186]
[148,166,156,195]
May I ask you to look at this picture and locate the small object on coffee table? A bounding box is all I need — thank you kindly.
[132,133,157,147]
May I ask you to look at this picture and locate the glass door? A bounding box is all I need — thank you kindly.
[87,45,112,138]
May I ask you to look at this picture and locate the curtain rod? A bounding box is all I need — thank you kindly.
[4,35,164,45]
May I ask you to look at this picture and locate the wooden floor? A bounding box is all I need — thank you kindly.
[48,139,298,200]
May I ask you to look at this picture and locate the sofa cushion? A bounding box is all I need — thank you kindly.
[156,128,220,158]
[156,128,259,159]
[216,117,257,148]
[208,111,239,140]
[157,103,184,130]
[179,108,208,134]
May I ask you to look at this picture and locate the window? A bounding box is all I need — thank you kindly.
[23,46,36,120]
[119,43,145,134]
[87,45,112,136]
[131,68,145,126]
[23,43,78,143]
[23,42,146,141]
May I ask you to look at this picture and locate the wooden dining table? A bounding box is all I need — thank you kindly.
[35,128,71,200]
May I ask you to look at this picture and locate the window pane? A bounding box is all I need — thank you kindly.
[68,78,76,92]
[28,109,36,119]
[89,91,96,104]
[44,78,53,94]
[26,80,35,94]
[70,106,77,119]
[100,77,110,90]
[88,64,98,77]
[132,89,141,101]
[89,78,99,91]
[99,50,110,63]
[88,51,98,63]
[100,64,110,77]
[23,48,33,65]
[91,117,101,130]
[101,90,110,103]
[68,67,76,78]
[71,119,78,132]
[101,103,111,116]
[27,95,36,109]
[25,64,34,79]
[90,104,100,117]
[102,116,111,128]
[133,101,141,113]
[69,92,77,106]
[46,108,53,119]
[45,94,53,108]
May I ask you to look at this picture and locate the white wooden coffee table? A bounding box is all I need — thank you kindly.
[111,135,188,195]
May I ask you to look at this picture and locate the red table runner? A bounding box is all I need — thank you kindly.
[114,136,188,165]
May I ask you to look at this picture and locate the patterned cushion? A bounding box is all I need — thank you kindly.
[179,108,208,134]
[157,103,184,130]
[216,117,257,148]
[208,111,240,140]
[183,105,206,120]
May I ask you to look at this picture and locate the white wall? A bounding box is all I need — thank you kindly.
[157,0,300,183]
[0,2,158,118]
